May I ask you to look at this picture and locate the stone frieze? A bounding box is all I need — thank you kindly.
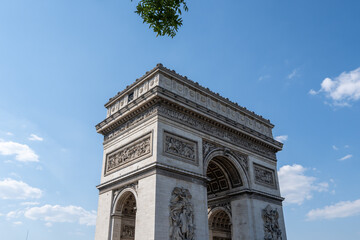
[164,132,198,164]
[254,163,276,188]
[158,104,277,160]
[104,106,157,142]
[105,133,152,175]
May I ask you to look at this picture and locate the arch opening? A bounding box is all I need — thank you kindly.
[206,156,242,196]
[112,191,137,240]
[206,155,242,240]
[208,209,232,240]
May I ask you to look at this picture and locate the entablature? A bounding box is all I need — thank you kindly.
[98,64,276,139]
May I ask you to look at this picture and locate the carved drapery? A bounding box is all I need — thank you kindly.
[254,164,276,188]
[164,132,198,164]
[262,205,282,240]
[105,133,152,175]
[169,187,195,240]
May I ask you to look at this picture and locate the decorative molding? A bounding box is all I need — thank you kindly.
[158,104,277,160]
[113,182,138,200]
[208,201,232,216]
[169,187,195,240]
[254,163,276,188]
[105,133,152,175]
[104,106,158,142]
[103,65,275,139]
[163,131,198,165]
[203,139,249,172]
[262,205,282,240]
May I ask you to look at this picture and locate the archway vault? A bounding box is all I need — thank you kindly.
[208,207,232,240]
[204,148,250,191]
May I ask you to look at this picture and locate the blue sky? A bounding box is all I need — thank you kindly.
[0,0,360,239]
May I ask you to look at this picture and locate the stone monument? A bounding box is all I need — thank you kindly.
[94,64,287,240]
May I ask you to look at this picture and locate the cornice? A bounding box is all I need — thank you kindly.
[103,64,274,128]
[97,162,208,193]
[96,87,283,152]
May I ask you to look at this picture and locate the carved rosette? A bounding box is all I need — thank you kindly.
[169,187,195,240]
[262,205,282,240]
[164,132,198,164]
[105,133,152,175]
[254,164,276,188]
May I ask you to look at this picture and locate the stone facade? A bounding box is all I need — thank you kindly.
[94,64,287,240]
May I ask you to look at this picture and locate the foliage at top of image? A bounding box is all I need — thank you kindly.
[132,0,188,38]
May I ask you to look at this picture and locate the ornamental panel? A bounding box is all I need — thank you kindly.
[105,133,152,175]
[163,131,198,165]
[254,163,276,188]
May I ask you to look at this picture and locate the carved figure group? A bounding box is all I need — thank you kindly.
[262,205,282,240]
[106,137,151,172]
[165,135,195,160]
[169,187,195,240]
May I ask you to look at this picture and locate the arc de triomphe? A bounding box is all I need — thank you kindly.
[94,64,287,240]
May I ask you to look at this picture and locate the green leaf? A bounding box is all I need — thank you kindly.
[131,0,188,38]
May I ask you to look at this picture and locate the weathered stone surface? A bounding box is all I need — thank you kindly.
[94,65,287,240]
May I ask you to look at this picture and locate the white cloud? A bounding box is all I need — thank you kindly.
[45,222,52,227]
[307,199,360,220]
[7,210,24,219]
[288,69,299,79]
[28,134,43,142]
[332,145,338,150]
[258,75,270,81]
[0,140,39,162]
[309,89,317,95]
[13,221,22,225]
[310,67,360,106]
[339,154,352,161]
[24,205,96,226]
[20,202,40,206]
[0,178,42,200]
[6,132,14,136]
[275,135,288,143]
[278,164,328,205]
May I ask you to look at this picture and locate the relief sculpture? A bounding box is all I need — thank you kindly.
[254,164,276,188]
[106,133,152,174]
[121,225,135,238]
[164,132,197,163]
[203,140,248,172]
[262,205,282,240]
[169,187,195,240]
